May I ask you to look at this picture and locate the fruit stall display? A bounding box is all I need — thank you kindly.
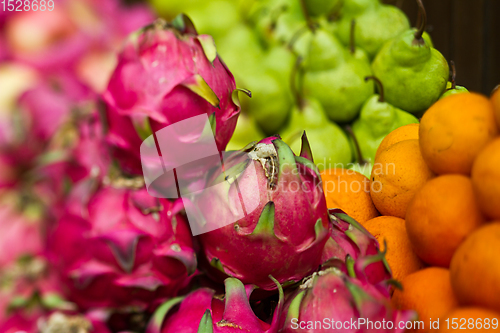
[0,0,499,332]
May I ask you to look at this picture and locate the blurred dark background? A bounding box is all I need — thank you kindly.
[384,0,500,95]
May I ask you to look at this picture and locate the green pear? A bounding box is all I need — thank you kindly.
[371,1,448,114]
[351,76,419,165]
[440,81,469,99]
[340,0,378,16]
[245,46,295,135]
[342,125,373,178]
[279,99,353,171]
[244,71,293,135]
[303,0,343,17]
[183,0,241,40]
[148,0,199,19]
[346,19,371,63]
[297,27,373,123]
[273,2,307,45]
[351,46,370,63]
[149,0,243,41]
[299,28,346,71]
[216,23,265,85]
[303,47,374,123]
[280,98,329,132]
[323,14,341,34]
[422,31,434,48]
[262,44,296,77]
[249,0,304,47]
[336,0,410,59]
[439,61,469,99]
[226,114,265,151]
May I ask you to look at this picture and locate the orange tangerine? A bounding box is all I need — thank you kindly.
[419,93,498,175]
[375,123,420,160]
[450,222,500,313]
[370,139,434,218]
[363,216,425,282]
[405,175,485,267]
[392,267,459,333]
[320,168,379,224]
[471,137,500,220]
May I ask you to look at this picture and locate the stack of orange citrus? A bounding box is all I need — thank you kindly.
[320,168,379,224]
[362,91,500,332]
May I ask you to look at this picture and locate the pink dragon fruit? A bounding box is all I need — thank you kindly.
[30,109,111,216]
[321,209,392,291]
[2,297,113,333]
[278,264,416,333]
[4,4,88,72]
[2,291,113,333]
[147,277,283,333]
[0,200,44,267]
[0,201,109,333]
[195,134,330,290]
[47,184,197,311]
[102,16,240,175]
[0,254,140,333]
[17,72,94,143]
[0,194,50,309]
[4,0,154,76]
[0,72,91,158]
[2,308,113,333]
[0,255,91,333]
[36,311,112,333]
[0,72,104,196]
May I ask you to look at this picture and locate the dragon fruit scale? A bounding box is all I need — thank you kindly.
[194,133,330,290]
[321,209,392,293]
[47,183,197,311]
[148,277,284,333]
[102,16,240,175]
[278,266,417,333]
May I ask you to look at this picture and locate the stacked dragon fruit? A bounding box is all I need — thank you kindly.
[0,4,415,332]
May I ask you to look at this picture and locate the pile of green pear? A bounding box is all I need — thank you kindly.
[149,0,469,177]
